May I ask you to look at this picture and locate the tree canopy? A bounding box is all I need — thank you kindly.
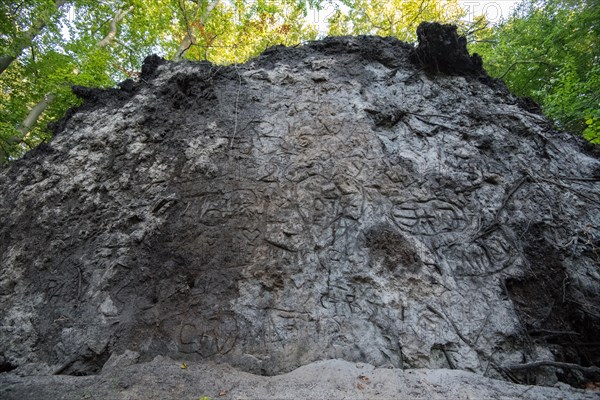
[470,0,600,143]
[0,0,322,161]
[0,0,597,162]
[327,0,464,41]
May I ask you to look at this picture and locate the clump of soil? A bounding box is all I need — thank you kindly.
[366,227,422,273]
[412,22,483,75]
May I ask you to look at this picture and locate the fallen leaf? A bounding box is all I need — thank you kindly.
[181,362,188,369]
[219,389,228,396]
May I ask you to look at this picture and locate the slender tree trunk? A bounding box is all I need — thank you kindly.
[175,0,220,61]
[0,55,16,75]
[0,0,68,75]
[0,93,55,161]
[17,93,56,139]
[175,32,196,61]
[96,6,134,48]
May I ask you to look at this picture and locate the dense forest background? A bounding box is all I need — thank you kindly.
[0,0,598,162]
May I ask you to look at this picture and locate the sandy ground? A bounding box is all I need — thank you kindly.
[1,357,598,400]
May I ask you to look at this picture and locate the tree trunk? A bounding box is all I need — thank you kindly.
[174,0,220,61]
[0,55,16,75]
[96,6,134,48]
[17,93,56,139]
[0,93,55,161]
[0,0,68,75]
[175,32,196,61]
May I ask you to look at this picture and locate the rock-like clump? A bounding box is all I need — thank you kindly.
[412,22,484,74]
[1,23,599,396]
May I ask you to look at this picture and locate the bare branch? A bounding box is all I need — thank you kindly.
[96,6,134,48]
[498,60,552,80]
[407,0,427,30]
[174,0,198,61]
[174,0,220,61]
[503,361,600,375]
[175,33,196,61]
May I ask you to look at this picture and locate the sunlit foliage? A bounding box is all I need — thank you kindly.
[470,0,600,142]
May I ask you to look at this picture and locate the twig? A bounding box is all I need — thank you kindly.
[538,177,600,206]
[498,60,552,80]
[470,176,527,242]
[529,329,580,336]
[230,63,242,149]
[556,176,600,182]
[96,6,133,48]
[407,0,427,30]
[400,67,424,83]
[442,347,455,369]
[52,352,81,375]
[431,344,456,369]
[174,0,199,60]
[503,360,600,375]
[426,305,474,347]
[473,311,492,345]
[518,386,534,398]
[471,221,499,242]
[484,347,500,377]
[495,175,528,223]
[77,264,82,300]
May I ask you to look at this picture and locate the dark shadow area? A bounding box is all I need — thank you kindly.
[506,223,600,387]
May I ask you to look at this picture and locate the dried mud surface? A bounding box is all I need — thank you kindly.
[1,25,600,398]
